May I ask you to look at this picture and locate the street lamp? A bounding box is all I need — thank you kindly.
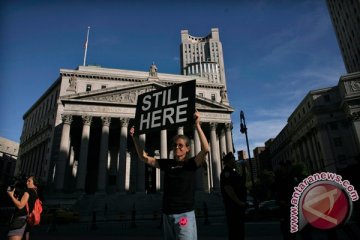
[240,110,258,208]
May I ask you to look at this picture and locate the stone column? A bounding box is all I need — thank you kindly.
[118,117,129,192]
[207,150,213,192]
[97,116,111,192]
[125,152,131,191]
[350,111,360,154]
[225,122,233,153]
[310,131,323,170]
[29,150,35,175]
[37,142,46,177]
[76,115,92,191]
[160,130,168,159]
[302,138,314,173]
[178,126,184,135]
[160,130,167,191]
[290,143,296,162]
[194,125,203,191]
[316,125,336,172]
[25,152,30,174]
[190,139,195,157]
[137,134,146,192]
[219,128,227,161]
[54,114,72,191]
[28,147,35,174]
[23,153,28,174]
[31,145,40,174]
[210,122,221,191]
[305,135,317,171]
[25,151,30,175]
[24,152,30,175]
[69,146,75,169]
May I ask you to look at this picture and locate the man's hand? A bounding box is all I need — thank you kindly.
[194,110,200,125]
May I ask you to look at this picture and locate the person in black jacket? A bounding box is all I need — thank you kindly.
[220,152,247,240]
[7,176,38,240]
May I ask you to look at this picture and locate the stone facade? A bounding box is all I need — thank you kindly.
[268,72,360,173]
[17,29,235,194]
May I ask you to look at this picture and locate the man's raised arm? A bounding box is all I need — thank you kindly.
[130,127,159,168]
[194,111,210,167]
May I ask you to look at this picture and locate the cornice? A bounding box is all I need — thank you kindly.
[60,67,225,90]
[61,71,146,82]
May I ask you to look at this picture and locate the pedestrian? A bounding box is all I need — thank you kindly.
[7,176,38,240]
[130,111,209,240]
[220,152,247,240]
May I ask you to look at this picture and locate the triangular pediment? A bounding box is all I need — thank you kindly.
[61,82,168,105]
[195,96,234,112]
[60,81,234,112]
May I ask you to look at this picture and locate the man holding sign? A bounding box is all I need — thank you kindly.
[131,80,209,239]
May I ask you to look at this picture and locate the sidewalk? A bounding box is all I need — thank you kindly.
[1,214,359,240]
[25,219,360,240]
[29,220,282,240]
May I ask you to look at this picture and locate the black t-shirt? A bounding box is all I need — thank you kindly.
[13,188,37,218]
[220,166,247,208]
[158,157,198,214]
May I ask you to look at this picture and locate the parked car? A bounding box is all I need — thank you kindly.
[258,200,280,219]
[41,207,80,224]
[245,199,281,220]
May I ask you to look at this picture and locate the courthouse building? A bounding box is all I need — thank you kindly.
[16,28,235,194]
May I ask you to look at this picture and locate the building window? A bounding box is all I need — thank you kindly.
[333,137,343,147]
[101,85,106,89]
[199,93,204,97]
[211,94,216,101]
[86,84,92,92]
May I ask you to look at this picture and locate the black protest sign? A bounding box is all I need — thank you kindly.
[135,80,196,134]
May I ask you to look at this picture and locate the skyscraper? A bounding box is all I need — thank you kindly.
[326,0,360,73]
[180,28,227,86]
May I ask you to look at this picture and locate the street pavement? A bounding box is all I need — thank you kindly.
[14,218,360,240]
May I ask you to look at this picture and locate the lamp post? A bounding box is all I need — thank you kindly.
[240,110,257,208]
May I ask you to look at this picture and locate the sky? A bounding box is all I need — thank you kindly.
[0,0,346,156]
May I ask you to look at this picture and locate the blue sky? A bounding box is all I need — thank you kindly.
[0,0,346,155]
